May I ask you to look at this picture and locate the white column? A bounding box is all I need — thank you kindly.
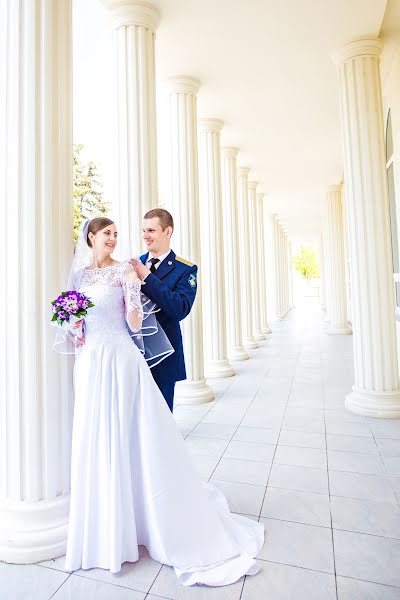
[237,169,259,348]
[335,37,400,417]
[257,193,272,334]
[248,182,266,340]
[282,228,289,315]
[102,0,159,257]
[276,220,285,318]
[319,234,326,310]
[288,240,295,309]
[198,120,235,378]
[270,215,282,320]
[0,0,73,563]
[221,148,249,361]
[165,77,214,403]
[324,185,352,334]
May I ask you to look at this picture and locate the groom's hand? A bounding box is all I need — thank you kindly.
[130,258,150,280]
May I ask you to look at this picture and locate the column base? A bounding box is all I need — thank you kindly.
[262,326,272,335]
[243,336,259,349]
[205,360,235,379]
[326,323,352,335]
[254,332,267,341]
[0,495,69,564]
[346,386,400,418]
[228,346,250,361]
[175,378,215,405]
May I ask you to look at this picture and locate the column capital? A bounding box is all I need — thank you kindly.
[237,166,250,177]
[222,147,239,159]
[101,1,160,30]
[199,118,224,133]
[333,36,383,64]
[248,181,258,191]
[256,192,265,200]
[164,76,201,95]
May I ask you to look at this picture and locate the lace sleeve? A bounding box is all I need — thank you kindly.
[123,278,144,333]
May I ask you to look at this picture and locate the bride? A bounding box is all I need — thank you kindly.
[59,216,264,586]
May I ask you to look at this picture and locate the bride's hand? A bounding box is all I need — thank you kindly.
[129,258,150,280]
[72,319,83,330]
[75,336,85,348]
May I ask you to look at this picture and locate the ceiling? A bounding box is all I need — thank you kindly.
[153,0,387,241]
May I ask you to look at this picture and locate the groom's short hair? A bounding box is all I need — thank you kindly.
[144,208,174,231]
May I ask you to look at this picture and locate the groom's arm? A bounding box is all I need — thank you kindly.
[142,265,198,321]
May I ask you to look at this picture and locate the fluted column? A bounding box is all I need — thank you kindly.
[319,234,326,310]
[165,77,214,403]
[102,0,159,257]
[334,37,400,417]
[221,148,249,361]
[288,240,295,309]
[237,169,259,349]
[257,193,272,334]
[198,120,235,378]
[282,228,289,315]
[324,185,352,334]
[248,182,266,340]
[0,0,73,562]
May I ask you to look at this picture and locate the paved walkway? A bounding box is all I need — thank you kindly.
[2,297,400,599]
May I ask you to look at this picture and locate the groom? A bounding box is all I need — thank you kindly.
[131,208,198,412]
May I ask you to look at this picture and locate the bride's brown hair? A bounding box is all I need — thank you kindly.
[87,217,114,247]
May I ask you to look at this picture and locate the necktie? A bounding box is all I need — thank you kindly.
[149,257,160,273]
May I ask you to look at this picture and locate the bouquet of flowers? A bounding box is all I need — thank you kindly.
[51,291,94,342]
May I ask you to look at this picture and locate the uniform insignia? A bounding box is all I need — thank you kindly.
[168,261,172,265]
[176,256,194,267]
[188,274,197,288]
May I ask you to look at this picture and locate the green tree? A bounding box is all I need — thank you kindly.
[73,144,110,243]
[292,244,320,280]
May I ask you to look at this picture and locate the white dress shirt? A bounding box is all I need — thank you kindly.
[146,250,171,271]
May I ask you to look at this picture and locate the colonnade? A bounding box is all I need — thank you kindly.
[1,0,400,568]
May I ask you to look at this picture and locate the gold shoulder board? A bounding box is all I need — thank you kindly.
[175,256,194,267]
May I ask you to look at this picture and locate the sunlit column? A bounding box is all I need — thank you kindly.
[237,168,259,348]
[334,37,400,417]
[324,185,352,334]
[221,148,250,361]
[288,240,295,309]
[165,76,214,403]
[248,182,266,340]
[257,193,272,334]
[319,233,326,310]
[198,120,235,377]
[0,0,73,563]
[102,0,159,256]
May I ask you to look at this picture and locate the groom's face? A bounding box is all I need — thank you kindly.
[142,217,172,256]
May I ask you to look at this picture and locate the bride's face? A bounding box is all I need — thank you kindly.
[91,223,118,255]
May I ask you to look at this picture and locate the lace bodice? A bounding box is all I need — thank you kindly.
[76,261,143,345]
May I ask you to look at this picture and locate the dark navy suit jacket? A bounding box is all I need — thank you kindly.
[140,250,198,384]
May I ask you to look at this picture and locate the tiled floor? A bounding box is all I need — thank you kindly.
[2,297,400,599]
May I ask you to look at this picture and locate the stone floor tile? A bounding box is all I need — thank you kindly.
[268,464,329,494]
[212,480,265,516]
[331,496,400,538]
[325,421,373,437]
[184,436,229,458]
[326,434,378,454]
[261,487,331,527]
[273,445,327,469]
[258,518,334,573]
[223,440,275,463]
[328,470,398,504]
[211,458,270,486]
[334,529,400,587]
[233,426,279,445]
[189,423,237,440]
[0,564,68,600]
[336,576,400,599]
[53,575,146,599]
[241,561,336,600]
[327,450,385,475]
[376,438,400,457]
[278,430,326,449]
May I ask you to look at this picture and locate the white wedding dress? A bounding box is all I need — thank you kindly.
[65,261,264,586]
